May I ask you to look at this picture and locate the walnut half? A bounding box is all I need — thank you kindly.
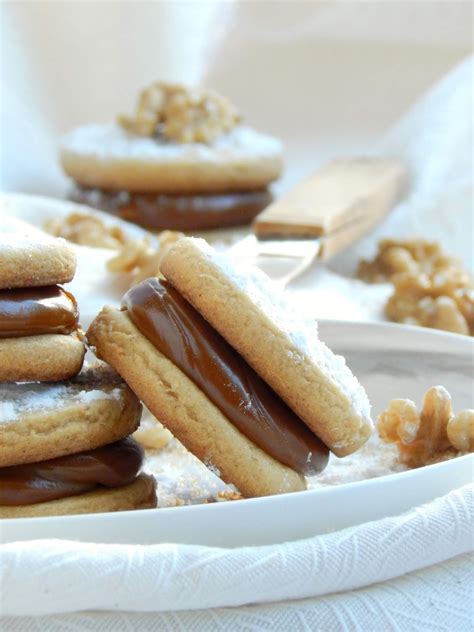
[377,385,473,467]
[358,238,474,336]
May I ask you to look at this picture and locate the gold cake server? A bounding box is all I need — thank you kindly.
[230,158,408,285]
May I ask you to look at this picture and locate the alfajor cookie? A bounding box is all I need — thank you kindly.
[60,82,282,231]
[87,242,371,497]
[0,217,85,382]
[160,238,373,457]
[0,363,156,518]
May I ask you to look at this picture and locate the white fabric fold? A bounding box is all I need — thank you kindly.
[2,554,473,631]
[1,484,472,617]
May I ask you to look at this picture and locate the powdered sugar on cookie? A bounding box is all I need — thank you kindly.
[60,123,283,164]
[0,383,122,424]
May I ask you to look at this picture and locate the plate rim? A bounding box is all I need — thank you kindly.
[1,318,472,529]
[1,452,472,529]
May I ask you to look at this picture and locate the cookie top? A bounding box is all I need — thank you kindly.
[0,362,142,466]
[160,237,373,456]
[60,124,283,194]
[0,216,76,289]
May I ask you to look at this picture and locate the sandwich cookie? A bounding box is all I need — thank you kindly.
[0,218,85,381]
[87,281,329,497]
[160,238,373,456]
[60,82,282,231]
[0,363,156,518]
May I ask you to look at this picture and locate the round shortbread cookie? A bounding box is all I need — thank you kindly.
[0,216,76,289]
[60,124,283,194]
[0,334,85,383]
[0,363,142,467]
[0,473,156,518]
[160,238,373,457]
[87,306,306,498]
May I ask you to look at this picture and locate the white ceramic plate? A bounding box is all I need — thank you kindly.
[1,321,472,547]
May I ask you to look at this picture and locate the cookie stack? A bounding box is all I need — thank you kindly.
[0,218,156,517]
[0,218,84,382]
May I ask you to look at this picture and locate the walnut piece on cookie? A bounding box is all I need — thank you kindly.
[118,82,241,143]
[377,385,473,467]
[358,238,473,336]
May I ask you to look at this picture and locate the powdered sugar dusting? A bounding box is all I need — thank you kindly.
[192,238,372,428]
[0,383,123,425]
[78,388,121,404]
[60,123,282,164]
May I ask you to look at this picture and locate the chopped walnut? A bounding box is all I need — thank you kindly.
[358,239,473,336]
[106,230,184,288]
[216,490,243,502]
[377,386,472,467]
[134,422,172,451]
[44,212,128,249]
[118,82,240,144]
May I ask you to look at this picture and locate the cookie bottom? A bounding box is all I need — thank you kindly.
[0,333,85,382]
[70,186,272,230]
[0,473,157,518]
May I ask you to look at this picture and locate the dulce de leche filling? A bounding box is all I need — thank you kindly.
[71,186,273,231]
[122,278,329,476]
[0,437,144,506]
[0,285,79,338]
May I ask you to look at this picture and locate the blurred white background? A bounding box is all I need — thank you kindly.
[1,0,471,195]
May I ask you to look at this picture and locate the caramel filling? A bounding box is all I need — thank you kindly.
[0,437,144,506]
[71,187,272,231]
[0,286,79,338]
[122,278,329,476]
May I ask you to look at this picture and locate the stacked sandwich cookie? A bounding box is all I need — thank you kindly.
[0,219,157,517]
[60,82,283,231]
[88,237,373,498]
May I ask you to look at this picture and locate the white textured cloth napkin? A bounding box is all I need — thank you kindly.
[1,554,472,631]
[1,484,472,624]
